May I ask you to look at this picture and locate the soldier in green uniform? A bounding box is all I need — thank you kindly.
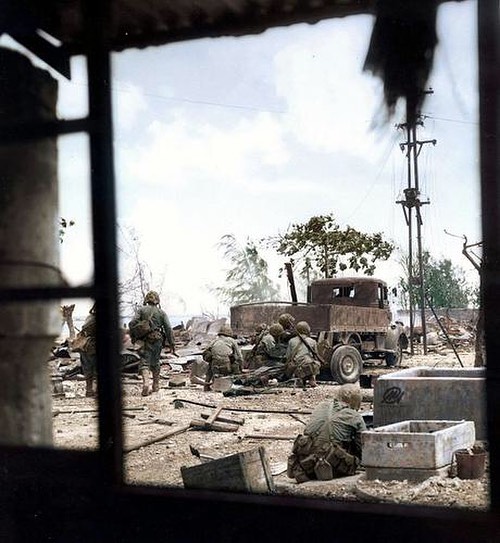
[203,325,243,391]
[287,384,367,483]
[80,303,97,397]
[129,290,175,396]
[255,322,287,366]
[284,320,321,387]
[278,313,296,345]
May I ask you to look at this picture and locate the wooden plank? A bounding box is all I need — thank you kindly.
[201,412,245,425]
[189,418,239,432]
[124,424,191,453]
[243,434,295,440]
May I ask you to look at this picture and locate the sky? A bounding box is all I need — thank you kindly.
[5,1,481,317]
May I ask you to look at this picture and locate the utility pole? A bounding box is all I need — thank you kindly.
[396,92,436,355]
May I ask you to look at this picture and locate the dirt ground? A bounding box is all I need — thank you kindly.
[52,346,489,510]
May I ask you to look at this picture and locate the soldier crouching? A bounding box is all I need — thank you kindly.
[287,384,366,483]
[202,325,242,391]
[284,320,320,387]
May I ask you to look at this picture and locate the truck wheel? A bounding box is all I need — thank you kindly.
[330,346,362,384]
[386,338,404,368]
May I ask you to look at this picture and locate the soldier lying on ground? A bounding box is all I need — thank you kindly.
[287,384,366,483]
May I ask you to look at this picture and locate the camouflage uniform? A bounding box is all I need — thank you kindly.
[284,321,320,385]
[288,386,367,483]
[203,325,243,391]
[129,291,175,396]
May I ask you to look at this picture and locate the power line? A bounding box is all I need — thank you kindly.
[420,113,478,126]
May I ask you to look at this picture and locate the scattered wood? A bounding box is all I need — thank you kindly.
[242,434,295,440]
[200,412,244,425]
[189,418,239,433]
[124,424,191,453]
[289,413,306,425]
[173,398,313,416]
[136,419,174,426]
[53,406,145,416]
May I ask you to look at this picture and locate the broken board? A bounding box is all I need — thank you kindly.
[181,446,275,494]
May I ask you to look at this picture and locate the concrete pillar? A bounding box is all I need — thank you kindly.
[0,48,61,446]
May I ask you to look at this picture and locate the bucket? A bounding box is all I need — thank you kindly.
[455,448,486,480]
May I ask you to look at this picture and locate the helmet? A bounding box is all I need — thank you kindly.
[337,384,362,410]
[219,325,234,337]
[296,321,311,335]
[255,322,268,334]
[278,313,295,328]
[269,323,284,338]
[144,290,160,305]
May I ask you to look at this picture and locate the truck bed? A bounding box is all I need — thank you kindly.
[230,302,390,336]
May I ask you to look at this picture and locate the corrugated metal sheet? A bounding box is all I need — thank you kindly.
[8,0,463,55]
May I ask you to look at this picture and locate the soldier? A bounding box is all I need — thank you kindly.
[278,313,296,345]
[284,320,320,387]
[202,325,243,392]
[129,290,175,396]
[79,303,97,397]
[287,384,366,483]
[245,322,268,369]
[255,323,287,366]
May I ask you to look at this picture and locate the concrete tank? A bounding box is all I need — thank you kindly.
[373,367,486,440]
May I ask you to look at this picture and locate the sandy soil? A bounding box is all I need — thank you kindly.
[52,346,489,511]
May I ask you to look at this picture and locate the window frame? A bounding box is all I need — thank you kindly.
[0,0,498,538]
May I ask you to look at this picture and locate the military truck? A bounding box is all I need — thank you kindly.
[230,277,408,384]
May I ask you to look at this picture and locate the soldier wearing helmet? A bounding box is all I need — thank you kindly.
[202,323,243,391]
[284,320,320,388]
[254,322,287,367]
[287,384,366,483]
[78,303,97,397]
[129,290,175,396]
[278,313,296,345]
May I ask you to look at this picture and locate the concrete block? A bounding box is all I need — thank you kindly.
[365,465,450,483]
[373,367,486,439]
[362,420,475,471]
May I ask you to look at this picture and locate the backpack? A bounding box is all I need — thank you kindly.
[129,319,153,341]
[71,331,94,354]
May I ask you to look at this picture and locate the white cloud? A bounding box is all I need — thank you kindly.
[112,81,148,132]
[119,111,289,187]
[274,16,384,158]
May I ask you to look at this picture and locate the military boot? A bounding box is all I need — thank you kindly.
[85,378,95,397]
[152,369,160,392]
[141,369,151,396]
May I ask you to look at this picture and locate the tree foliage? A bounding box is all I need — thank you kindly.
[268,214,394,279]
[398,251,475,309]
[214,234,280,305]
[59,217,75,243]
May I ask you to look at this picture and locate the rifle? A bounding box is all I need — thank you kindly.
[247,328,267,363]
[292,325,324,364]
